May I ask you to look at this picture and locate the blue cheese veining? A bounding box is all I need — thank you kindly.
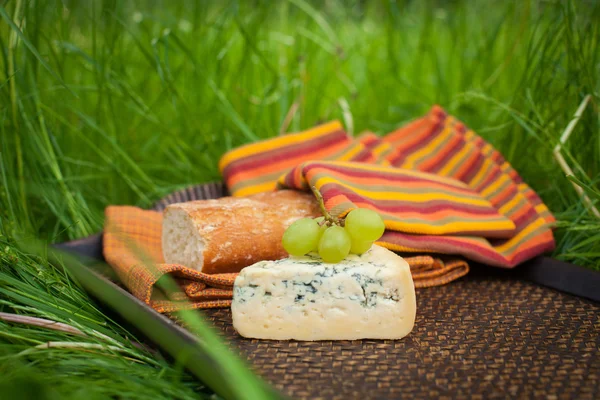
[231,244,416,341]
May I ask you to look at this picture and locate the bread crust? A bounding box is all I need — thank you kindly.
[163,190,320,274]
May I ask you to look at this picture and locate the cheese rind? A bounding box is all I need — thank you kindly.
[231,245,416,341]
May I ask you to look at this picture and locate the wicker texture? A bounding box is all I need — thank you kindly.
[63,182,597,398]
[136,183,598,398]
[152,182,228,211]
[192,275,600,399]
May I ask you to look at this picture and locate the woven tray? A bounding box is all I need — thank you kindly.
[58,183,600,399]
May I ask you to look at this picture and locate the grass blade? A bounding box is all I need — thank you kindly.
[0,5,76,97]
[17,237,281,400]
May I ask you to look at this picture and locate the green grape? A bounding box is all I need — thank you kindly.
[344,208,385,242]
[318,225,351,263]
[282,218,320,256]
[350,238,373,255]
[311,216,328,251]
[313,223,328,251]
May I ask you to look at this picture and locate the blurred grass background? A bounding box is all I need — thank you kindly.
[1,0,599,398]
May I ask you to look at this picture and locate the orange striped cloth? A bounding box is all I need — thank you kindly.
[103,206,235,312]
[219,121,376,197]
[220,106,555,268]
[279,162,515,237]
[103,206,467,313]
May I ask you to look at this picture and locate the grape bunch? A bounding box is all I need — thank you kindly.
[282,207,385,263]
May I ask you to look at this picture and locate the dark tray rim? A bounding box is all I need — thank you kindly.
[55,232,600,303]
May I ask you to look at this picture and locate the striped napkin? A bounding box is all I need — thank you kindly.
[220,106,555,268]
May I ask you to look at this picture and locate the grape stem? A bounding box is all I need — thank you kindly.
[311,186,342,226]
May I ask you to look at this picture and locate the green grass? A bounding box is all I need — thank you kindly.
[0,243,218,399]
[1,0,599,398]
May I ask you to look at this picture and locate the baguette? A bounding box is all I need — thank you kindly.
[162,190,320,274]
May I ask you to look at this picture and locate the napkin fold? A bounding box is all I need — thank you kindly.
[221,106,555,268]
[103,206,468,312]
[278,161,516,237]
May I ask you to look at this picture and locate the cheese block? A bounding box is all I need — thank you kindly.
[231,245,416,341]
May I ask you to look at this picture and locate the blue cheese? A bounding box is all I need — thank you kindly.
[231,245,416,341]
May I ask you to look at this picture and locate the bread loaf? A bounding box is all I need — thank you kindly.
[162,190,320,274]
